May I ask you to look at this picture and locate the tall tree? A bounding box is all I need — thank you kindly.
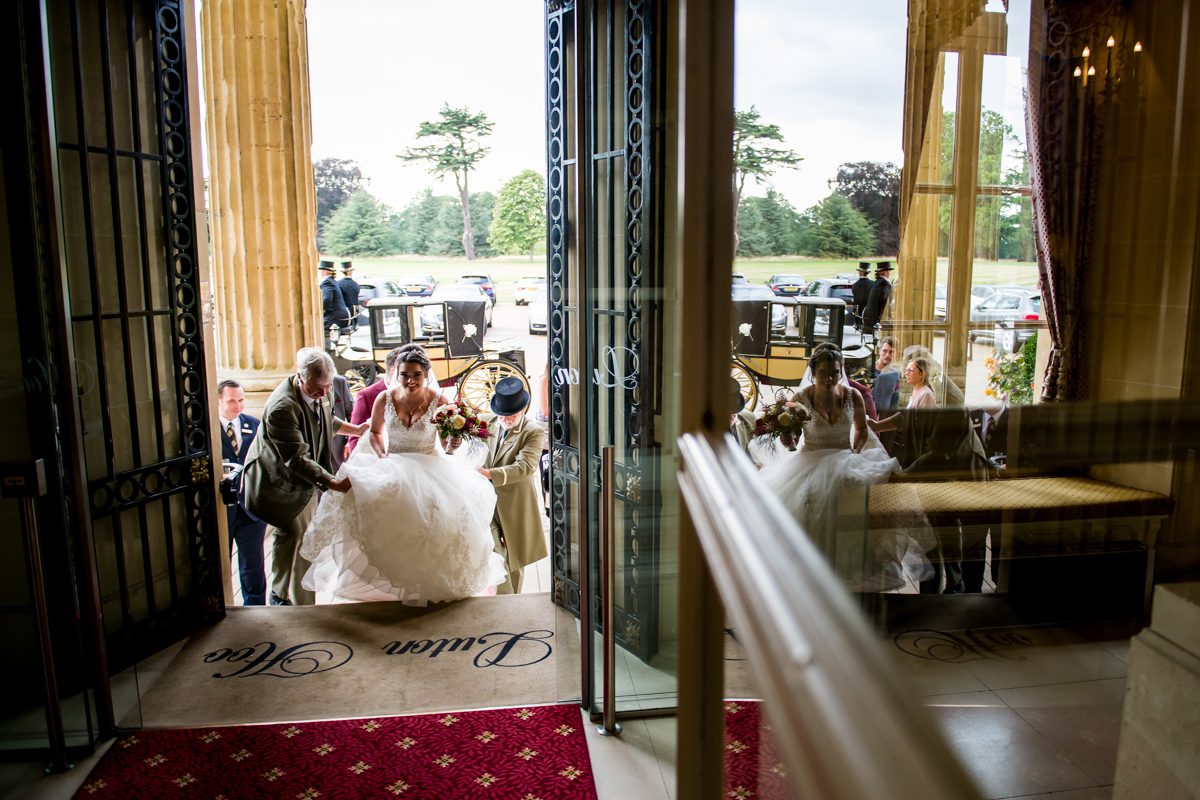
[733,106,802,254]
[426,193,496,257]
[830,161,900,255]
[737,189,804,256]
[313,158,364,248]
[324,190,400,256]
[801,193,875,258]
[490,169,547,257]
[399,104,494,260]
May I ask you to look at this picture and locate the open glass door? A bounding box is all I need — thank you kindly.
[546,0,677,718]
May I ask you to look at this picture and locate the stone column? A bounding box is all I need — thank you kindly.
[201,0,321,409]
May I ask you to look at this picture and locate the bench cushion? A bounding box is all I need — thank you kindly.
[869,476,1174,528]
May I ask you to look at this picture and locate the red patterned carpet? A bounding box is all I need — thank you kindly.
[722,700,792,800]
[74,703,596,799]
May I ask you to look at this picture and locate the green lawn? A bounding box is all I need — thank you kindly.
[345,254,1039,304]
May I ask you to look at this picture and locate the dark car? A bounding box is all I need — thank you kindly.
[767,273,807,297]
[731,284,787,334]
[397,273,437,297]
[458,273,496,305]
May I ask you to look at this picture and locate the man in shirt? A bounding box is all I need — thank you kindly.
[217,379,267,605]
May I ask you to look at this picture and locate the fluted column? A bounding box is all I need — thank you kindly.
[201,0,320,406]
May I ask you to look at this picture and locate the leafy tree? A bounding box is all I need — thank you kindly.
[399,104,494,260]
[733,106,802,254]
[737,189,805,256]
[426,192,495,257]
[313,158,364,248]
[831,161,900,255]
[490,170,546,257]
[801,193,875,258]
[324,190,400,257]
[939,110,1034,261]
[393,189,455,254]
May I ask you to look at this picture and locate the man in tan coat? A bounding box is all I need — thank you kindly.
[477,377,547,594]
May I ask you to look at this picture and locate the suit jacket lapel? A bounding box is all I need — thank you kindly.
[497,417,526,461]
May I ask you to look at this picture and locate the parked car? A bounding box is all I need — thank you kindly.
[397,273,437,297]
[933,284,996,324]
[458,273,497,306]
[420,284,494,334]
[514,275,547,305]
[969,287,1042,347]
[731,284,787,334]
[803,278,862,347]
[527,287,547,334]
[731,273,749,285]
[767,273,807,297]
[355,276,405,324]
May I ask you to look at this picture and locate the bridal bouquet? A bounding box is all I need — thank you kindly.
[753,398,808,451]
[432,403,491,442]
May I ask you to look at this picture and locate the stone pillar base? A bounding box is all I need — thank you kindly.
[1113,582,1200,798]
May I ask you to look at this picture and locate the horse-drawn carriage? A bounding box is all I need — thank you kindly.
[328,295,529,412]
[730,294,873,411]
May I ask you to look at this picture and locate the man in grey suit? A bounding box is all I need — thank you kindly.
[242,347,367,605]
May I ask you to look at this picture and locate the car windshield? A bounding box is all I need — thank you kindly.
[773,275,804,283]
[731,285,774,300]
[434,286,484,300]
[829,286,854,304]
[399,274,432,284]
[460,275,490,283]
[1029,296,1042,312]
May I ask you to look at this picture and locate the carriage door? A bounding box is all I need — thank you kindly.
[45,0,223,680]
[546,0,675,716]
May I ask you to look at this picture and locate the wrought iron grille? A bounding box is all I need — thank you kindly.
[48,0,221,669]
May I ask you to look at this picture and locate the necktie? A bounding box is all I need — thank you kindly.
[226,420,238,456]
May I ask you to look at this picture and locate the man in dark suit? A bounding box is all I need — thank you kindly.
[861,261,894,334]
[242,347,367,605]
[970,402,1010,461]
[217,379,267,605]
[319,260,350,343]
[850,261,873,329]
[337,260,361,332]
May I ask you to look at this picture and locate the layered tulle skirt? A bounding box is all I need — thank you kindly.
[760,440,934,591]
[300,445,506,604]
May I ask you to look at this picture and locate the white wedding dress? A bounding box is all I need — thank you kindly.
[760,389,933,591]
[300,393,505,604]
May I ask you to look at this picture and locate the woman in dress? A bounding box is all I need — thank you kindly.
[760,345,930,591]
[871,355,936,434]
[300,344,504,604]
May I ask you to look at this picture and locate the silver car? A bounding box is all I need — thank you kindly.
[527,287,548,334]
[969,287,1041,346]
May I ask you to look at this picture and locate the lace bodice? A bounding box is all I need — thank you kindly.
[383,392,440,456]
[799,390,854,451]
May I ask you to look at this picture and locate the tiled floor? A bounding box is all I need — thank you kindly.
[2,617,1136,799]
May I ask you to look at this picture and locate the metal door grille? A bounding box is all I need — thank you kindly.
[47,0,220,670]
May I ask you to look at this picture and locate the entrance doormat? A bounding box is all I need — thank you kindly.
[75,703,597,799]
[135,595,575,727]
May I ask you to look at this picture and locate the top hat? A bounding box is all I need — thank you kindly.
[875,260,894,275]
[340,260,354,273]
[318,260,336,272]
[490,377,531,416]
[857,261,871,274]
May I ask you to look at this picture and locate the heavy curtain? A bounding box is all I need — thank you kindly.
[1026,0,1133,401]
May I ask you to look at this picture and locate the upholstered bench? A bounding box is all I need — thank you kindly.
[867,476,1174,611]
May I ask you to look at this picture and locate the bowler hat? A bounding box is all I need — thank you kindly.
[490,377,530,416]
[318,260,335,272]
[875,260,894,275]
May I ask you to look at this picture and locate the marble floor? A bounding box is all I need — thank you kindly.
[1,619,1135,799]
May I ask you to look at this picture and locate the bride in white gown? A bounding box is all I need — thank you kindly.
[300,345,505,604]
[759,344,932,591]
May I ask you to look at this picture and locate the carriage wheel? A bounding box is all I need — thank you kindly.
[458,360,528,413]
[344,363,377,394]
[731,362,758,413]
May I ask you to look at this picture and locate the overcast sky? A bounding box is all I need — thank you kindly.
[304,0,1028,214]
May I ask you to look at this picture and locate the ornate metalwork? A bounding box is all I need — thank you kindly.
[155,1,221,618]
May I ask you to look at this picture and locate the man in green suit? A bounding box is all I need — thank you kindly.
[242,347,367,605]
[476,378,547,594]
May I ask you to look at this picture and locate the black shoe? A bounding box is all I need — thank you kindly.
[269,592,293,606]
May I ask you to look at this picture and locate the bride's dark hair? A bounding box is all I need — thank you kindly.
[809,343,843,370]
[396,343,432,371]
